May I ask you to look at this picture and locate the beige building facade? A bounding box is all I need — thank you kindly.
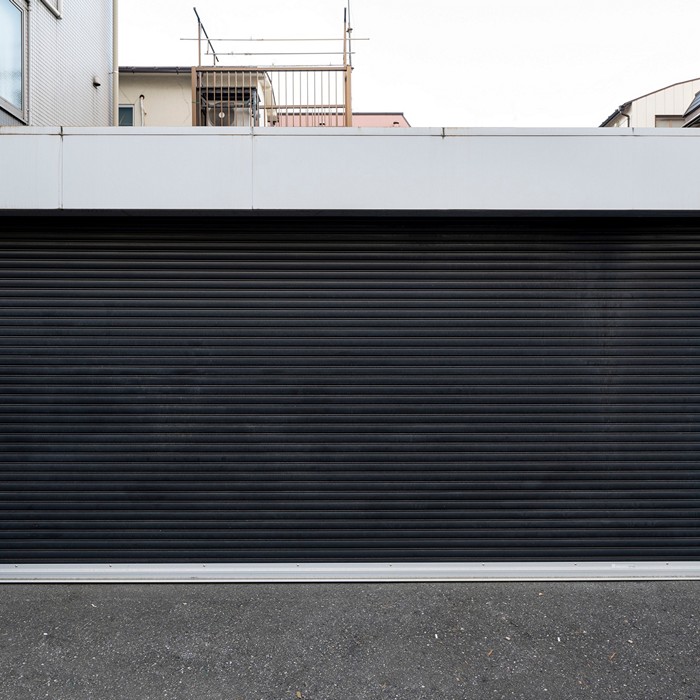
[119,67,409,128]
[119,68,192,127]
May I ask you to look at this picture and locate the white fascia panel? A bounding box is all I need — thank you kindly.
[253,132,445,210]
[4,127,700,212]
[606,135,700,210]
[0,132,61,209]
[253,131,700,211]
[62,131,253,210]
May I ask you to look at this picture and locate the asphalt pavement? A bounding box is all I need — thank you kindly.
[0,581,698,699]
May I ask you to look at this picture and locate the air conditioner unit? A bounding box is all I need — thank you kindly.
[201,88,260,127]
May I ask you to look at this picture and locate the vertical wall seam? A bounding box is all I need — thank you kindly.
[58,126,63,209]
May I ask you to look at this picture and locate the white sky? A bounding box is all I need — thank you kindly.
[119,0,700,127]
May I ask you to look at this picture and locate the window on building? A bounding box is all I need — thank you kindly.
[0,0,25,120]
[119,105,135,127]
[655,115,684,128]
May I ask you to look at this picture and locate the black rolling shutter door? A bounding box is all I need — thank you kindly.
[0,216,699,563]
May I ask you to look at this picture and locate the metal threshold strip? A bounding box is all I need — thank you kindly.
[1,563,699,583]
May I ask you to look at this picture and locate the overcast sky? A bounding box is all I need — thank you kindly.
[119,0,700,127]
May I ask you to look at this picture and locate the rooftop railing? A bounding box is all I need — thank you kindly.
[192,66,353,128]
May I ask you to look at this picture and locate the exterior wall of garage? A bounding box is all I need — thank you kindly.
[1,129,700,581]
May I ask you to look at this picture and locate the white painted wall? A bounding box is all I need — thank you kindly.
[2,127,700,211]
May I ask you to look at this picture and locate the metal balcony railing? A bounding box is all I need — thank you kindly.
[192,66,353,128]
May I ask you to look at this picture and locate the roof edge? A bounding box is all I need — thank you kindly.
[624,76,700,105]
[120,66,192,74]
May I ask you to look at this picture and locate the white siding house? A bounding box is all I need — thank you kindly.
[600,77,700,128]
[0,0,114,127]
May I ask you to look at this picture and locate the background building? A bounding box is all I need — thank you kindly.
[118,66,409,128]
[0,0,115,127]
[683,92,700,128]
[600,76,700,128]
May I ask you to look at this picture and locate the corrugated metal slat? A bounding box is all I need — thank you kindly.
[0,216,699,563]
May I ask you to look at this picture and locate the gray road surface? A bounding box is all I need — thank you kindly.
[0,582,698,699]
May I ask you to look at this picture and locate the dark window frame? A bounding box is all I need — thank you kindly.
[119,104,135,127]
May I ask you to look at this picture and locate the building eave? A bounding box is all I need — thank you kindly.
[120,66,192,75]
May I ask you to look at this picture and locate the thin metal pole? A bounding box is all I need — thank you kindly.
[204,51,354,56]
[345,65,352,126]
[191,68,197,125]
[347,0,353,67]
[193,7,219,64]
[343,8,350,126]
[343,8,347,68]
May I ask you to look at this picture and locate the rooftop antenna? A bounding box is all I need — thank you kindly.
[343,6,353,125]
[347,0,353,67]
[193,7,219,66]
[343,7,347,67]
